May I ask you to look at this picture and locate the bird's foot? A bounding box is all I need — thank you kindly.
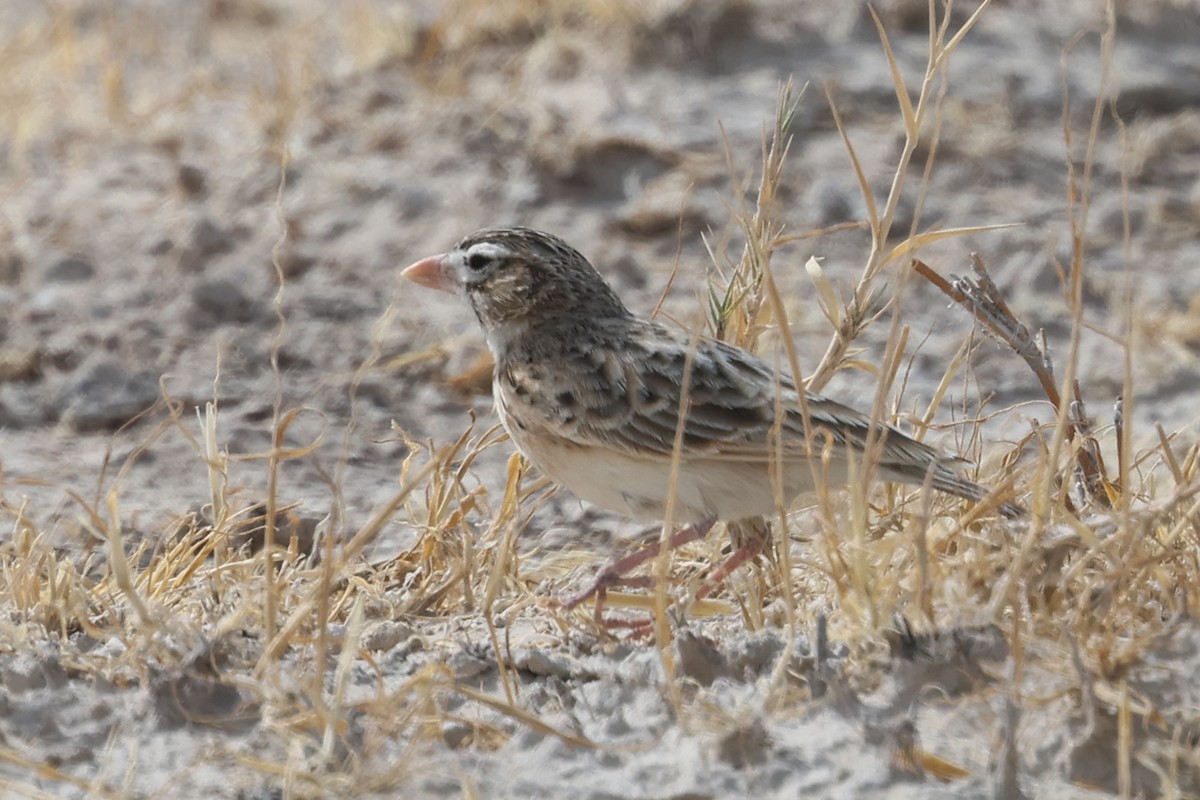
[693,535,766,601]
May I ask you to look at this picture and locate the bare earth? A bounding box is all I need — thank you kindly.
[2,1,1200,798]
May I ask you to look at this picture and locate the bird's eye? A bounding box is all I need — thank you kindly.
[467,252,491,271]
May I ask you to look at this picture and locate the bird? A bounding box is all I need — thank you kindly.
[403,226,1018,624]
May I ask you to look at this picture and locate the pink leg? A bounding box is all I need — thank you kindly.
[560,518,717,621]
[608,527,768,637]
[588,583,657,631]
[694,534,766,601]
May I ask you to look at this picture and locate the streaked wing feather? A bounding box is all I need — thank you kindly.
[551,322,944,473]
[497,308,998,508]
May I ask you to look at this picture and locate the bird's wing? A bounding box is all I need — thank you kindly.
[501,319,997,505]
[534,321,927,463]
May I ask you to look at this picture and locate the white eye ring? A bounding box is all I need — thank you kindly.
[463,242,509,273]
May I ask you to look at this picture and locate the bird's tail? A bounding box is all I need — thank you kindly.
[882,456,1024,519]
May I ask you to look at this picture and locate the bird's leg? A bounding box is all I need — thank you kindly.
[560,518,717,621]
[694,517,770,601]
[588,583,657,631]
[693,537,765,601]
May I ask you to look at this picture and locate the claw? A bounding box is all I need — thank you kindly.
[558,516,770,633]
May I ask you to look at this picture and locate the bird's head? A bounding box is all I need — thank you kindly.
[402,227,630,339]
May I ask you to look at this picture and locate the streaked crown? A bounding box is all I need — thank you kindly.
[450,227,631,330]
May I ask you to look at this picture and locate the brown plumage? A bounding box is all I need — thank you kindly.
[403,227,1019,620]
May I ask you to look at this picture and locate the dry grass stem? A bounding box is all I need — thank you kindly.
[3,1,1198,797]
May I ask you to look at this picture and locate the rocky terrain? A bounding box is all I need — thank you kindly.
[2,1,1200,798]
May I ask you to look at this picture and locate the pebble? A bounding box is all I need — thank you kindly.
[513,648,576,680]
[177,163,208,198]
[191,217,235,256]
[59,360,160,432]
[448,649,491,680]
[0,247,24,283]
[714,718,773,768]
[361,620,417,653]
[188,278,262,327]
[1,653,67,693]
[1,384,54,428]
[44,256,96,284]
[179,216,237,272]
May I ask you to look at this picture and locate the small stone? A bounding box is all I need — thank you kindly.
[714,718,773,768]
[44,256,96,283]
[448,650,490,680]
[394,185,437,219]
[1,654,58,692]
[725,630,789,675]
[363,597,395,619]
[278,247,317,279]
[28,286,64,316]
[148,236,174,255]
[809,181,856,225]
[0,247,24,284]
[192,217,235,256]
[674,630,733,686]
[179,216,236,272]
[148,667,249,730]
[442,721,474,748]
[177,163,208,197]
[188,278,261,327]
[513,649,575,680]
[95,637,127,659]
[0,347,40,381]
[0,384,53,428]
[59,361,160,432]
[362,620,416,653]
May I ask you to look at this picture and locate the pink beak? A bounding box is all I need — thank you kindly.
[402,254,456,293]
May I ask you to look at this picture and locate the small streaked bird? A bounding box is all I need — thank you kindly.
[403,227,1017,623]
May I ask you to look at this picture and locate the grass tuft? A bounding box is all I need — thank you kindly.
[2,1,1198,797]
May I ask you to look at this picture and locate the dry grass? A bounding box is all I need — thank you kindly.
[2,1,1199,797]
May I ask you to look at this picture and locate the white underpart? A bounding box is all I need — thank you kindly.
[502,409,841,524]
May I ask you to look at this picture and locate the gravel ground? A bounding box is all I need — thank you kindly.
[2,1,1200,798]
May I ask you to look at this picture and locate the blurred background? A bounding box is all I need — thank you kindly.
[3,4,1200,799]
[1,0,1199,527]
